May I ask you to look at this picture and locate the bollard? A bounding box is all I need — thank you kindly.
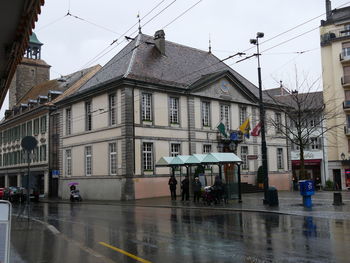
[333,192,344,206]
[303,195,312,208]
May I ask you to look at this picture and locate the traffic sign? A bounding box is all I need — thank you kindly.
[0,201,11,263]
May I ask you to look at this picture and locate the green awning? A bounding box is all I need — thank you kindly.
[170,155,192,165]
[202,153,242,164]
[155,156,175,167]
[185,154,202,164]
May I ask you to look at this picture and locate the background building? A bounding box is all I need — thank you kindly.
[321,0,350,189]
[0,34,101,197]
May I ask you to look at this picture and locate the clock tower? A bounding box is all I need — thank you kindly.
[9,33,50,108]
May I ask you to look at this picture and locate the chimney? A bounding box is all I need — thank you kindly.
[326,0,332,20]
[154,30,165,55]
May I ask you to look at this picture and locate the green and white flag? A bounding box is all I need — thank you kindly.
[217,122,228,138]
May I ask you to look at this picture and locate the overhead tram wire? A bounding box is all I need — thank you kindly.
[163,0,203,29]
[240,0,350,54]
[80,0,177,70]
[65,11,122,35]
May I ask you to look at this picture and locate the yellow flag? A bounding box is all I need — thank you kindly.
[239,118,250,135]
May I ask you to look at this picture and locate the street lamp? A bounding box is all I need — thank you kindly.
[250,32,269,204]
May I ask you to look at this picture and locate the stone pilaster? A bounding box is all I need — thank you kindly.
[187,96,196,154]
[120,87,135,200]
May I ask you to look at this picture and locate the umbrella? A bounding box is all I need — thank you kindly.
[68,182,79,186]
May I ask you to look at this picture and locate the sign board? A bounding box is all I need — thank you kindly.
[0,201,11,263]
[247,155,258,160]
[52,170,60,178]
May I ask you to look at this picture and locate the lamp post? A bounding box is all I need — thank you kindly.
[250,32,269,204]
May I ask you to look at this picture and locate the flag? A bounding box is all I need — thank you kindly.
[239,118,250,138]
[217,122,228,138]
[251,122,262,136]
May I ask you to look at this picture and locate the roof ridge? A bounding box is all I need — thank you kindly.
[124,34,142,78]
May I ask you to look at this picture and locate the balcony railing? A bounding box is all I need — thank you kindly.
[341,75,350,85]
[321,28,350,45]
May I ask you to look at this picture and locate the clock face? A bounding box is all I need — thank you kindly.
[220,80,230,93]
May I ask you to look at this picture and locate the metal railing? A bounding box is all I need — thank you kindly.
[321,28,350,45]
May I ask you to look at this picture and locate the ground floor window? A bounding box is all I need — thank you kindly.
[143,142,153,171]
[65,149,72,176]
[109,143,117,175]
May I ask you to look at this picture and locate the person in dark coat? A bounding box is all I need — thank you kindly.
[213,176,223,204]
[181,176,190,201]
[193,177,202,203]
[168,175,178,200]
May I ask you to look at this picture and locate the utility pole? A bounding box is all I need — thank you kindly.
[250,32,269,204]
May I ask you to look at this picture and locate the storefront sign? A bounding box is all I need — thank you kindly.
[0,201,11,263]
[247,155,258,160]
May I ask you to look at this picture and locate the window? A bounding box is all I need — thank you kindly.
[34,118,39,135]
[66,108,72,135]
[342,25,350,36]
[109,93,117,126]
[241,146,249,170]
[21,124,26,138]
[309,117,319,128]
[143,142,153,171]
[203,144,212,153]
[0,154,2,167]
[27,121,32,136]
[85,101,92,131]
[40,145,47,161]
[109,143,117,175]
[310,137,320,150]
[40,116,47,133]
[85,146,92,176]
[275,113,282,134]
[239,106,247,126]
[277,148,284,169]
[142,93,152,121]
[201,101,210,127]
[33,147,39,162]
[342,42,350,59]
[170,143,180,157]
[169,97,179,124]
[65,149,72,176]
[220,105,230,130]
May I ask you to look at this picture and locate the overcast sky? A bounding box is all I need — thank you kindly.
[2,0,349,116]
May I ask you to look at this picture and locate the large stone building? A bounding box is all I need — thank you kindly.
[0,34,101,197]
[321,0,350,189]
[56,30,291,200]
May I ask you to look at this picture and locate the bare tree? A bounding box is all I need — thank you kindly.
[265,75,344,180]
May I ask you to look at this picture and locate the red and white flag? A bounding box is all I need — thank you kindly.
[251,122,261,136]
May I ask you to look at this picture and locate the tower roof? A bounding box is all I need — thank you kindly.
[29,32,43,46]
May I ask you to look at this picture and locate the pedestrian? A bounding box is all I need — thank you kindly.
[181,176,189,201]
[213,176,223,204]
[193,177,202,203]
[168,175,178,200]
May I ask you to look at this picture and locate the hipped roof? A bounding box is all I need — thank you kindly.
[77,33,272,103]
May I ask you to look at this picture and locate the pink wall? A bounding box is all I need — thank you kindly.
[269,173,292,191]
[134,177,170,199]
[134,173,292,199]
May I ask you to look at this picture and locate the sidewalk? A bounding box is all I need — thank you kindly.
[42,190,350,220]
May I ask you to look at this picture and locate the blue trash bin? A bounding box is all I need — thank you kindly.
[299,180,315,208]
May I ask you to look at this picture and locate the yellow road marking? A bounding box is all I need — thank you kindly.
[99,241,152,263]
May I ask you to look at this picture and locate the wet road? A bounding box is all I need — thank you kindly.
[10,203,350,263]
